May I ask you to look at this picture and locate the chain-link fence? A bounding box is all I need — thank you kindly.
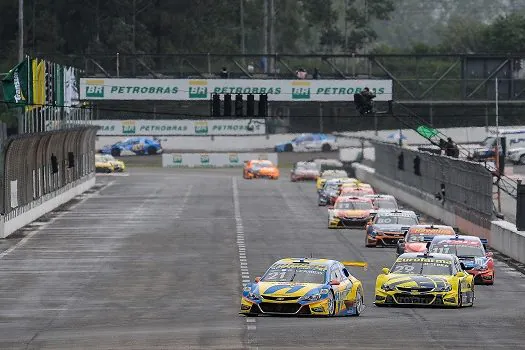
[1,126,98,221]
[372,141,493,222]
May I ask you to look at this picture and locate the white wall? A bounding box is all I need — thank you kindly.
[0,176,96,238]
[490,221,525,263]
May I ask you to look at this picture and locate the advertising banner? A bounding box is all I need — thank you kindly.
[162,152,278,168]
[80,78,392,102]
[89,119,266,136]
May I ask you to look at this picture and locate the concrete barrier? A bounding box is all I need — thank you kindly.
[490,221,525,263]
[162,152,279,168]
[352,163,490,238]
[0,175,95,238]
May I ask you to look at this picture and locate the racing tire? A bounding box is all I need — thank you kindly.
[328,291,336,316]
[354,291,364,316]
[321,143,331,152]
[111,148,121,157]
[284,144,293,152]
[147,146,157,155]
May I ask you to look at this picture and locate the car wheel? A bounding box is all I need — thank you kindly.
[147,146,157,155]
[328,292,336,316]
[457,286,463,308]
[111,148,121,157]
[284,144,293,152]
[520,154,525,165]
[354,291,363,316]
[322,143,331,152]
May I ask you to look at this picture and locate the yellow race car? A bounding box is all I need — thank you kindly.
[316,170,351,191]
[240,258,367,316]
[375,252,475,307]
[95,154,115,173]
[100,154,126,172]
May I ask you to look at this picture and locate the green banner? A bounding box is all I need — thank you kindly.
[416,125,438,139]
[2,58,32,107]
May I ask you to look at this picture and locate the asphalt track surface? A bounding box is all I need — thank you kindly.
[0,169,524,349]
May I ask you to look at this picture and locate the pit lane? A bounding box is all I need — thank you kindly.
[0,168,523,349]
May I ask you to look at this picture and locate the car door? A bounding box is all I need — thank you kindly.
[303,134,319,151]
[329,264,350,314]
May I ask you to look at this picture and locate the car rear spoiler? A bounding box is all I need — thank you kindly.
[342,261,368,271]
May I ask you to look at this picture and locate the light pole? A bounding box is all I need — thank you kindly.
[18,0,24,61]
[495,77,501,213]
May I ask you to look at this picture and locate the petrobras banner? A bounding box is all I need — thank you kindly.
[162,152,278,168]
[80,78,392,101]
[90,119,266,136]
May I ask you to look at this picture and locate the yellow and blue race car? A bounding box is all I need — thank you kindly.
[240,258,367,316]
[375,252,475,307]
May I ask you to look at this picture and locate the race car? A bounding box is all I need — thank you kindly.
[318,179,345,206]
[365,210,419,247]
[328,196,374,228]
[374,252,475,307]
[274,133,338,153]
[396,224,455,256]
[316,170,350,191]
[363,194,398,210]
[100,137,163,156]
[290,161,320,182]
[428,235,494,285]
[99,154,126,172]
[95,154,115,173]
[240,258,367,316]
[243,160,280,179]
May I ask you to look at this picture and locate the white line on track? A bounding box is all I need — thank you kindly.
[0,181,115,260]
[232,177,258,349]
[173,185,194,219]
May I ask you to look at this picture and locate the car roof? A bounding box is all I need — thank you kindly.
[272,258,336,267]
[375,209,416,216]
[336,196,372,203]
[431,235,482,245]
[363,194,394,198]
[408,224,453,232]
[397,252,456,261]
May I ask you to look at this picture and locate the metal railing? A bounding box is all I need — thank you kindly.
[1,126,98,217]
[372,140,493,222]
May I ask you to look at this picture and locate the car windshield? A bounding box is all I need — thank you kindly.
[335,201,373,210]
[262,266,326,284]
[375,215,417,225]
[391,258,453,275]
[298,163,318,170]
[430,243,485,257]
[374,199,397,209]
[481,137,496,147]
[324,183,339,191]
[254,162,272,168]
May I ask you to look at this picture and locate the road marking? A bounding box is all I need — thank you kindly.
[232,177,257,348]
[174,185,193,219]
[0,181,115,260]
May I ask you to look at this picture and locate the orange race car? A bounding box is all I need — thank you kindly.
[328,197,374,228]
[243,160,280,180]
[396,224,455,256]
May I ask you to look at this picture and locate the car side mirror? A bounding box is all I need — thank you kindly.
[381,267,390,275]
[455,271,466,278]
[486,252,493,257]
[329,279,340,286]
[254,276,261,283]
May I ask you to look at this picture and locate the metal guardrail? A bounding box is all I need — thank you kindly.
[1,126,98,217]
[372,140,493,217]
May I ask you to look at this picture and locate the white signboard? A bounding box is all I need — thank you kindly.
[89,119,266,136]
[10,180,18,208]
[80,78,392,102]
[162,152,278,168]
